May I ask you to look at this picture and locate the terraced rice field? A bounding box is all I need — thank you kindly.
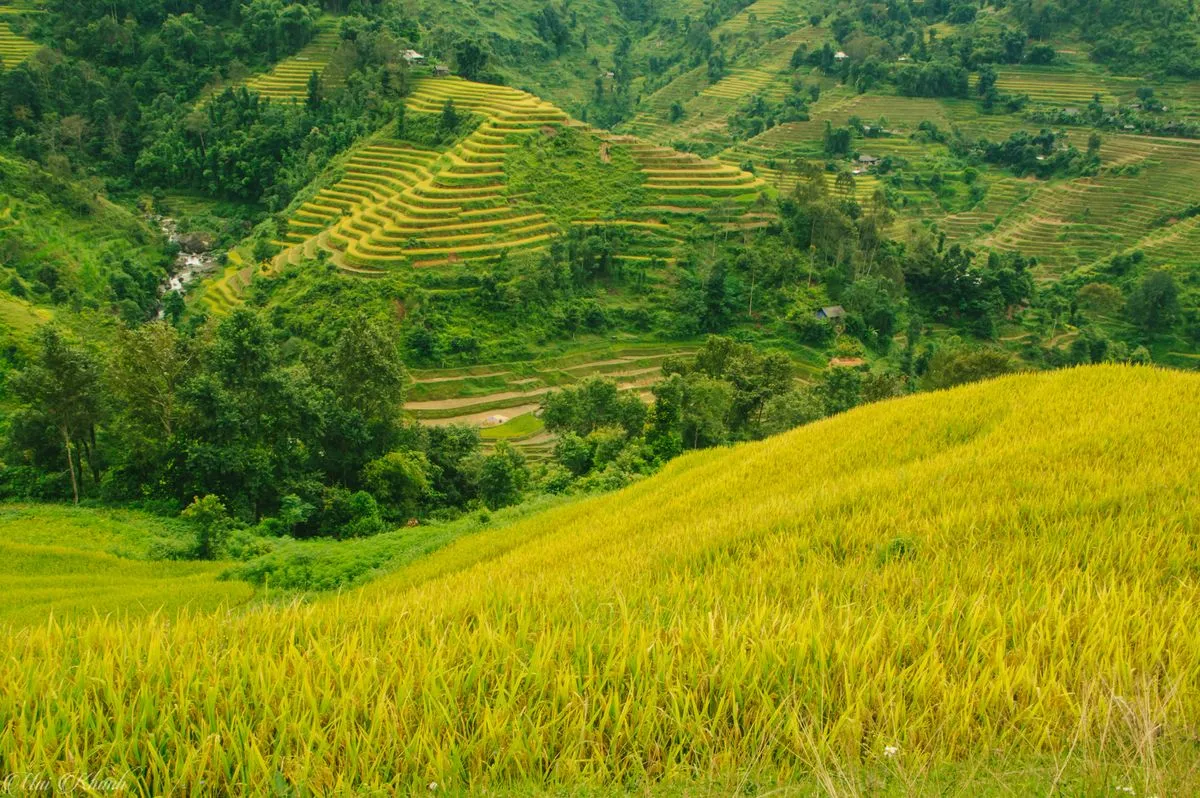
[626,26,827,146]
[936,178,1035,240]
[0,18,38,65]
[406,346,696,458]
[277,77,570,270]
[715,0,808,34]
[971,136,1200,273]
[625,140,764,215]
[993,66,1140,107]
[197,251,260,316]
[238,23,341,102]
[273,77,765,274]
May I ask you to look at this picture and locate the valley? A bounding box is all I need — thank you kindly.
[0,0,1198,792]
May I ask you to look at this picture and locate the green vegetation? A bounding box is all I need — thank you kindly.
[504,125,645,226]
[0,0,1197,790]
[0,152,168,325]
[4,367,1200,793]
[0,503,252,627]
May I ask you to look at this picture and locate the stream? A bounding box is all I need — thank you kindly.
[153,216,221,315]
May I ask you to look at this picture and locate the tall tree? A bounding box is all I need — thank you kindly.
[8,327,105,503]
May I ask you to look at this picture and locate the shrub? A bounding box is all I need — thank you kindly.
[181,494,234,560]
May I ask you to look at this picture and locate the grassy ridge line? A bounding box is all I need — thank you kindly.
[5,366,1200,792]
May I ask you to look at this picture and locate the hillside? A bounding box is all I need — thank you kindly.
[265,75,768,278]
[5,365,1199,793]
[623,0,1200,284]
[0,152,168,335]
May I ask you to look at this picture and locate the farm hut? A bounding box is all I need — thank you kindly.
[857,154,880,166]
[402,50,426,64]
[484,415,509,427]
[434,65,451,77]
[834,51,849,61]
[817,306,846,320]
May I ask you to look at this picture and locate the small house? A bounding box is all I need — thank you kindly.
[857,154,880,166]
[402,50,426,64]
[434,65,451,77]
[816,306,846,320]
[834,51,849,61]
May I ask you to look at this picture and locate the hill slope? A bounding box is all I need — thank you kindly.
[4,366,1200,793]
[267,75,769,277]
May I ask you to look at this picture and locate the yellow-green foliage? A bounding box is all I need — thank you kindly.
[3,366,1200,794]
[272,76,765,274]
[0,504,253,628]
[0,19,39,65]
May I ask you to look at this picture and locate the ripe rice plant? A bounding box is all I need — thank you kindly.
[2,366,1199,794]
[269,77,766,276]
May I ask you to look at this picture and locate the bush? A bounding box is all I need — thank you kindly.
[317,488,386,539]
[181,494,234,560]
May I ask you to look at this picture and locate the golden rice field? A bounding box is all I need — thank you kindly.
[272,77,766,274]
[237,22,342,102]
[0,19,38,65]
[4,366,1200,794]
[0,504,251,628]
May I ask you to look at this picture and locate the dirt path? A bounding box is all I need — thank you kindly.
[423,403,543,427]
[411,370,511,384]
[405,386,555,411]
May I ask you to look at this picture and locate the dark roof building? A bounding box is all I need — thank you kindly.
[817,305,846,320]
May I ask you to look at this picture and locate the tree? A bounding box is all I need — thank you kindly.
[305,70,323,111]
[182,494,233,560]
[1077,282,1124,317]
[363,451,431,520]
[318,488,385,538]
[541,377,647,438]
[679,376,733,449]
[454,38,489,80]
[923,344,1014,390]
[108,322,192,440]
[440,99,460,132]
[817,366,862,416]
[646,375,685,460]
[1126,270,1180,335]
[477,443,528,509]
[177,309,321,518]
[761,389,824,436]
[8,327,104,504]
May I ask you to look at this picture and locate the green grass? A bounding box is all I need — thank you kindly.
[504,126,646,225]
[0,504,253,627]
[225,494,574,591]
[480,412,544,440]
